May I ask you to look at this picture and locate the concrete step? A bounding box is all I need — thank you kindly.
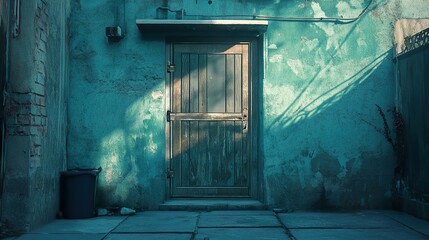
[159,199,267,211]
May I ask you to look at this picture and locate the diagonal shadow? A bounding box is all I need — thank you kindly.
[272,51,389,129]
[268,0,387,130]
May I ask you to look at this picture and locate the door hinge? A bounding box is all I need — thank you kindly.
[166,169,174,178]
[167,110,171,122]
[167,62,175,73]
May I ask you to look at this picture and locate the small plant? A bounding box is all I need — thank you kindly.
[374,104,406,177]
[374,104,408,204]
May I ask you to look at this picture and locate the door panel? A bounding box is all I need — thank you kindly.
[168,43,250,197]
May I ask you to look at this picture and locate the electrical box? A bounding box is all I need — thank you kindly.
[105,26,124,41]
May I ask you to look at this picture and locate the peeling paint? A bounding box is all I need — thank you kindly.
[268,43,278,49]
[151,91,163,99]
[286,59,304,76]
[311,2,327,18]
[269,54,283,63]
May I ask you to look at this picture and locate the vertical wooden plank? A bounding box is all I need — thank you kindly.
[199,54,207,113]
[172,52,182,113]
[181,54,190,186]
[234,120,244,186]
[241,44,250,187]
[226,55,235,113]
[207,54,225,187]
[190,54,199,113]
[225,55,235,186]
[234,53,243,185]
[197,54,209,186]
[208,121,221,185]
[207,54,226,112]
[171,48,183,194]
[182,54,190,113]
[234,54,243,113]
[189,54,199,185]
[197,121,210,186]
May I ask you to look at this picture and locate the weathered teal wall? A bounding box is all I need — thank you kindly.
[68,0,429,210]
[2,0,70,232]
[68,0,166,209]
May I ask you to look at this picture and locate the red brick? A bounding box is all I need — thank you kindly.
[17,115,31,125]
[32,83,45,96]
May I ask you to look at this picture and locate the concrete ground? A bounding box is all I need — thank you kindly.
[9,210,429,240]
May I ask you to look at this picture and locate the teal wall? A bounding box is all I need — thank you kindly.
[68,0,429,210]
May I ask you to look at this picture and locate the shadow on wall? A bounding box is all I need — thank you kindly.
[264,50,395,210]
[68,36,166,209]
[95,94,165,210]
[256,0,397,210]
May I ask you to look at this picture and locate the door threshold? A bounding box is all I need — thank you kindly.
[159,199,266,211]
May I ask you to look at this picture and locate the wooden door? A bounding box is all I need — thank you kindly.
[167,42,250,197]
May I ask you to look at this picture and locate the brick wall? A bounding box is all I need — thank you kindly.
[5,0,48,171]
[1,0,69,232]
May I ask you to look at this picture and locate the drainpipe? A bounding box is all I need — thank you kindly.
[105,0,126,42]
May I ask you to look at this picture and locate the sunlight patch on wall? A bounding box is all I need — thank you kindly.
[125,94,164,132]
[266,52,389,129]
[336,1,362,18]
[100,129,126,185]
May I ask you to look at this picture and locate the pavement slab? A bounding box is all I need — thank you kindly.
[198,213,281,227]
[16,233,105,240]
[278,211,403,229]
[113,211,198,233]
[105,233,192,240]
[195,228,290,240]
[12,210,429,240]
[290,228,428,240]
[30,216,126,234]
[378,210,429,237]
[200,210,275,216]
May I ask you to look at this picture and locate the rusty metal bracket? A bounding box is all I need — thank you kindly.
[167,62,175,73]
[166,168,174,178]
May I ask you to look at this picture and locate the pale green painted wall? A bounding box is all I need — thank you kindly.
[68,0,429,210]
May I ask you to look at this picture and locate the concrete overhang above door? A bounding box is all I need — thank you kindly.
[135,19,268,36]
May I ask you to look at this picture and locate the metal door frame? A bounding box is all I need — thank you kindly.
[164,37,262,200]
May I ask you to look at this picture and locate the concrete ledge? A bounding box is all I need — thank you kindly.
[159,199,266,211]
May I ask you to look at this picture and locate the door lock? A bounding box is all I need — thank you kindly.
[242,108,248,130]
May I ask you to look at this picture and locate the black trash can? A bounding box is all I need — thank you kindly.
[60,167,101,219]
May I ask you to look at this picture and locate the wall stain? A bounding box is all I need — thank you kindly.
[310,149,341,180]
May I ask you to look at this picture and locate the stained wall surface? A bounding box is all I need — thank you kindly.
[68,0,429,210]
[2,0,70,232]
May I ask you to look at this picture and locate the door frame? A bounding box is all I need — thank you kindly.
[164,36,262,200]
